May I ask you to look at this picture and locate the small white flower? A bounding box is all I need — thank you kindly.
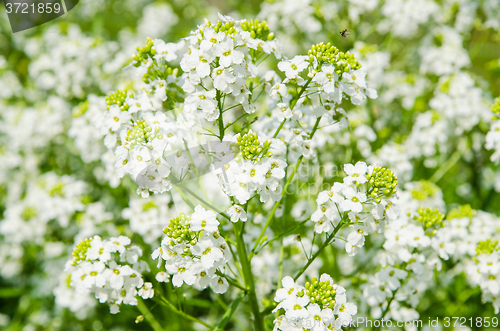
[190,205,220,233]
[210,276,229,294]
[227,204,247,222]
[138,282,154,299]
[278,56,309,79]
[155,271,170,283]
[340,187,366,213]
[343,162,368,184]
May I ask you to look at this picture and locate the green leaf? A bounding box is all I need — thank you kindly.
[214,294,245,331]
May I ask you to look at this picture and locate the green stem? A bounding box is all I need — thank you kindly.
[430,150,461,183]
[217,90,224,140]
[233,222,264,331]
[293,220,344,281]
[255,217,310,254]
[251,117,322,257]
[272,76,314,139]
[156,295,215,330]
[137,298,163,331]
[214,293,246,331]
[173,181,232,221]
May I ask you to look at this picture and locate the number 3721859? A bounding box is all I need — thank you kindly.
[5,2,62,14]
[444,317,498,328]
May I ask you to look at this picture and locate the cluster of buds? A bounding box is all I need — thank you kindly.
[240,19,274,40]
[163,212,197,247]
[206,20,236,35]
[305,277,337,309]
[308,42,362,73]
[133,37,156,66]
[492,96,500,119]
[125,120,157,149]
[476,239,499,257]
[446,204,476,220]
[236,131,272,162]
[413,207,445,235]
[410,180,439,201]
[366,166,398,201]
[143,65,177,84]
[73,100,89,118]
[105,89,130,111]
[71,237,92,265]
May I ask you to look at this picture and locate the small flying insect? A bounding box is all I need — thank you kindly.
[340,29,350,38]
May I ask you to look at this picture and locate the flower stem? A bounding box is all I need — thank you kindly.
[293,220,344,281]
[251,117,322,257]
[155,294,215,330]
[233,222,264,331]
[272,76,314,139]
[137,298,163,331]
[217,90,225,140]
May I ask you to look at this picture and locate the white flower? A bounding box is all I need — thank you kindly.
[104,105,131,132]
[138,282,154,299]
[168,264,197,287]
[190,205,219,233]
[343,162,368,184]
[278,296,310,320]
[340,187,366,213]
[431,230,456,260]
[210,276,229,294]
[345,227,367,256]
[155,271,170,282]
[302,304,333,330]
[213,66,236,92]
[313,65,338,94]
[82,262,107,289]
[275,276,300,302]
[342,70,367,89]
[333,297,357,326]
[87,236,111,262]
[227,204,247,222]
[105,236,131,254]
[276,102,294,121]
[377,267,407,290]
[278,56,309,79]
[190,240,224,269]
[214,39,244,67]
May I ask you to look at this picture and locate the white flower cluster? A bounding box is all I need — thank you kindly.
[180,15,281,118]
[65,235,152,314]
[363,187,500,319]
[122,193,176,244]
[362,183,448,319]
[219,131,287,204]
[0,173,86,245]
[273,274,357,331]
[25,25,126,99]
[152,205,231,294]
[94,15,287,198]
[466,239,500,313]
[311,162,399,256]
[486,97,500,163]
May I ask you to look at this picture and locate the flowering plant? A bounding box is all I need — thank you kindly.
[1,1,500,330]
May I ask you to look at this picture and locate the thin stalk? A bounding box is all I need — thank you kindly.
[272,76,314,139]
[233,222,264,331]
[430,150,461,183]
[293,221,344,281]
[255,217,310,254]
[217,90,225,140]
[137,298,163,331]
[156,295,215,330]
[251,117,322,257]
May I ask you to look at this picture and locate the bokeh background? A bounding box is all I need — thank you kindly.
[1,0,500,330]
